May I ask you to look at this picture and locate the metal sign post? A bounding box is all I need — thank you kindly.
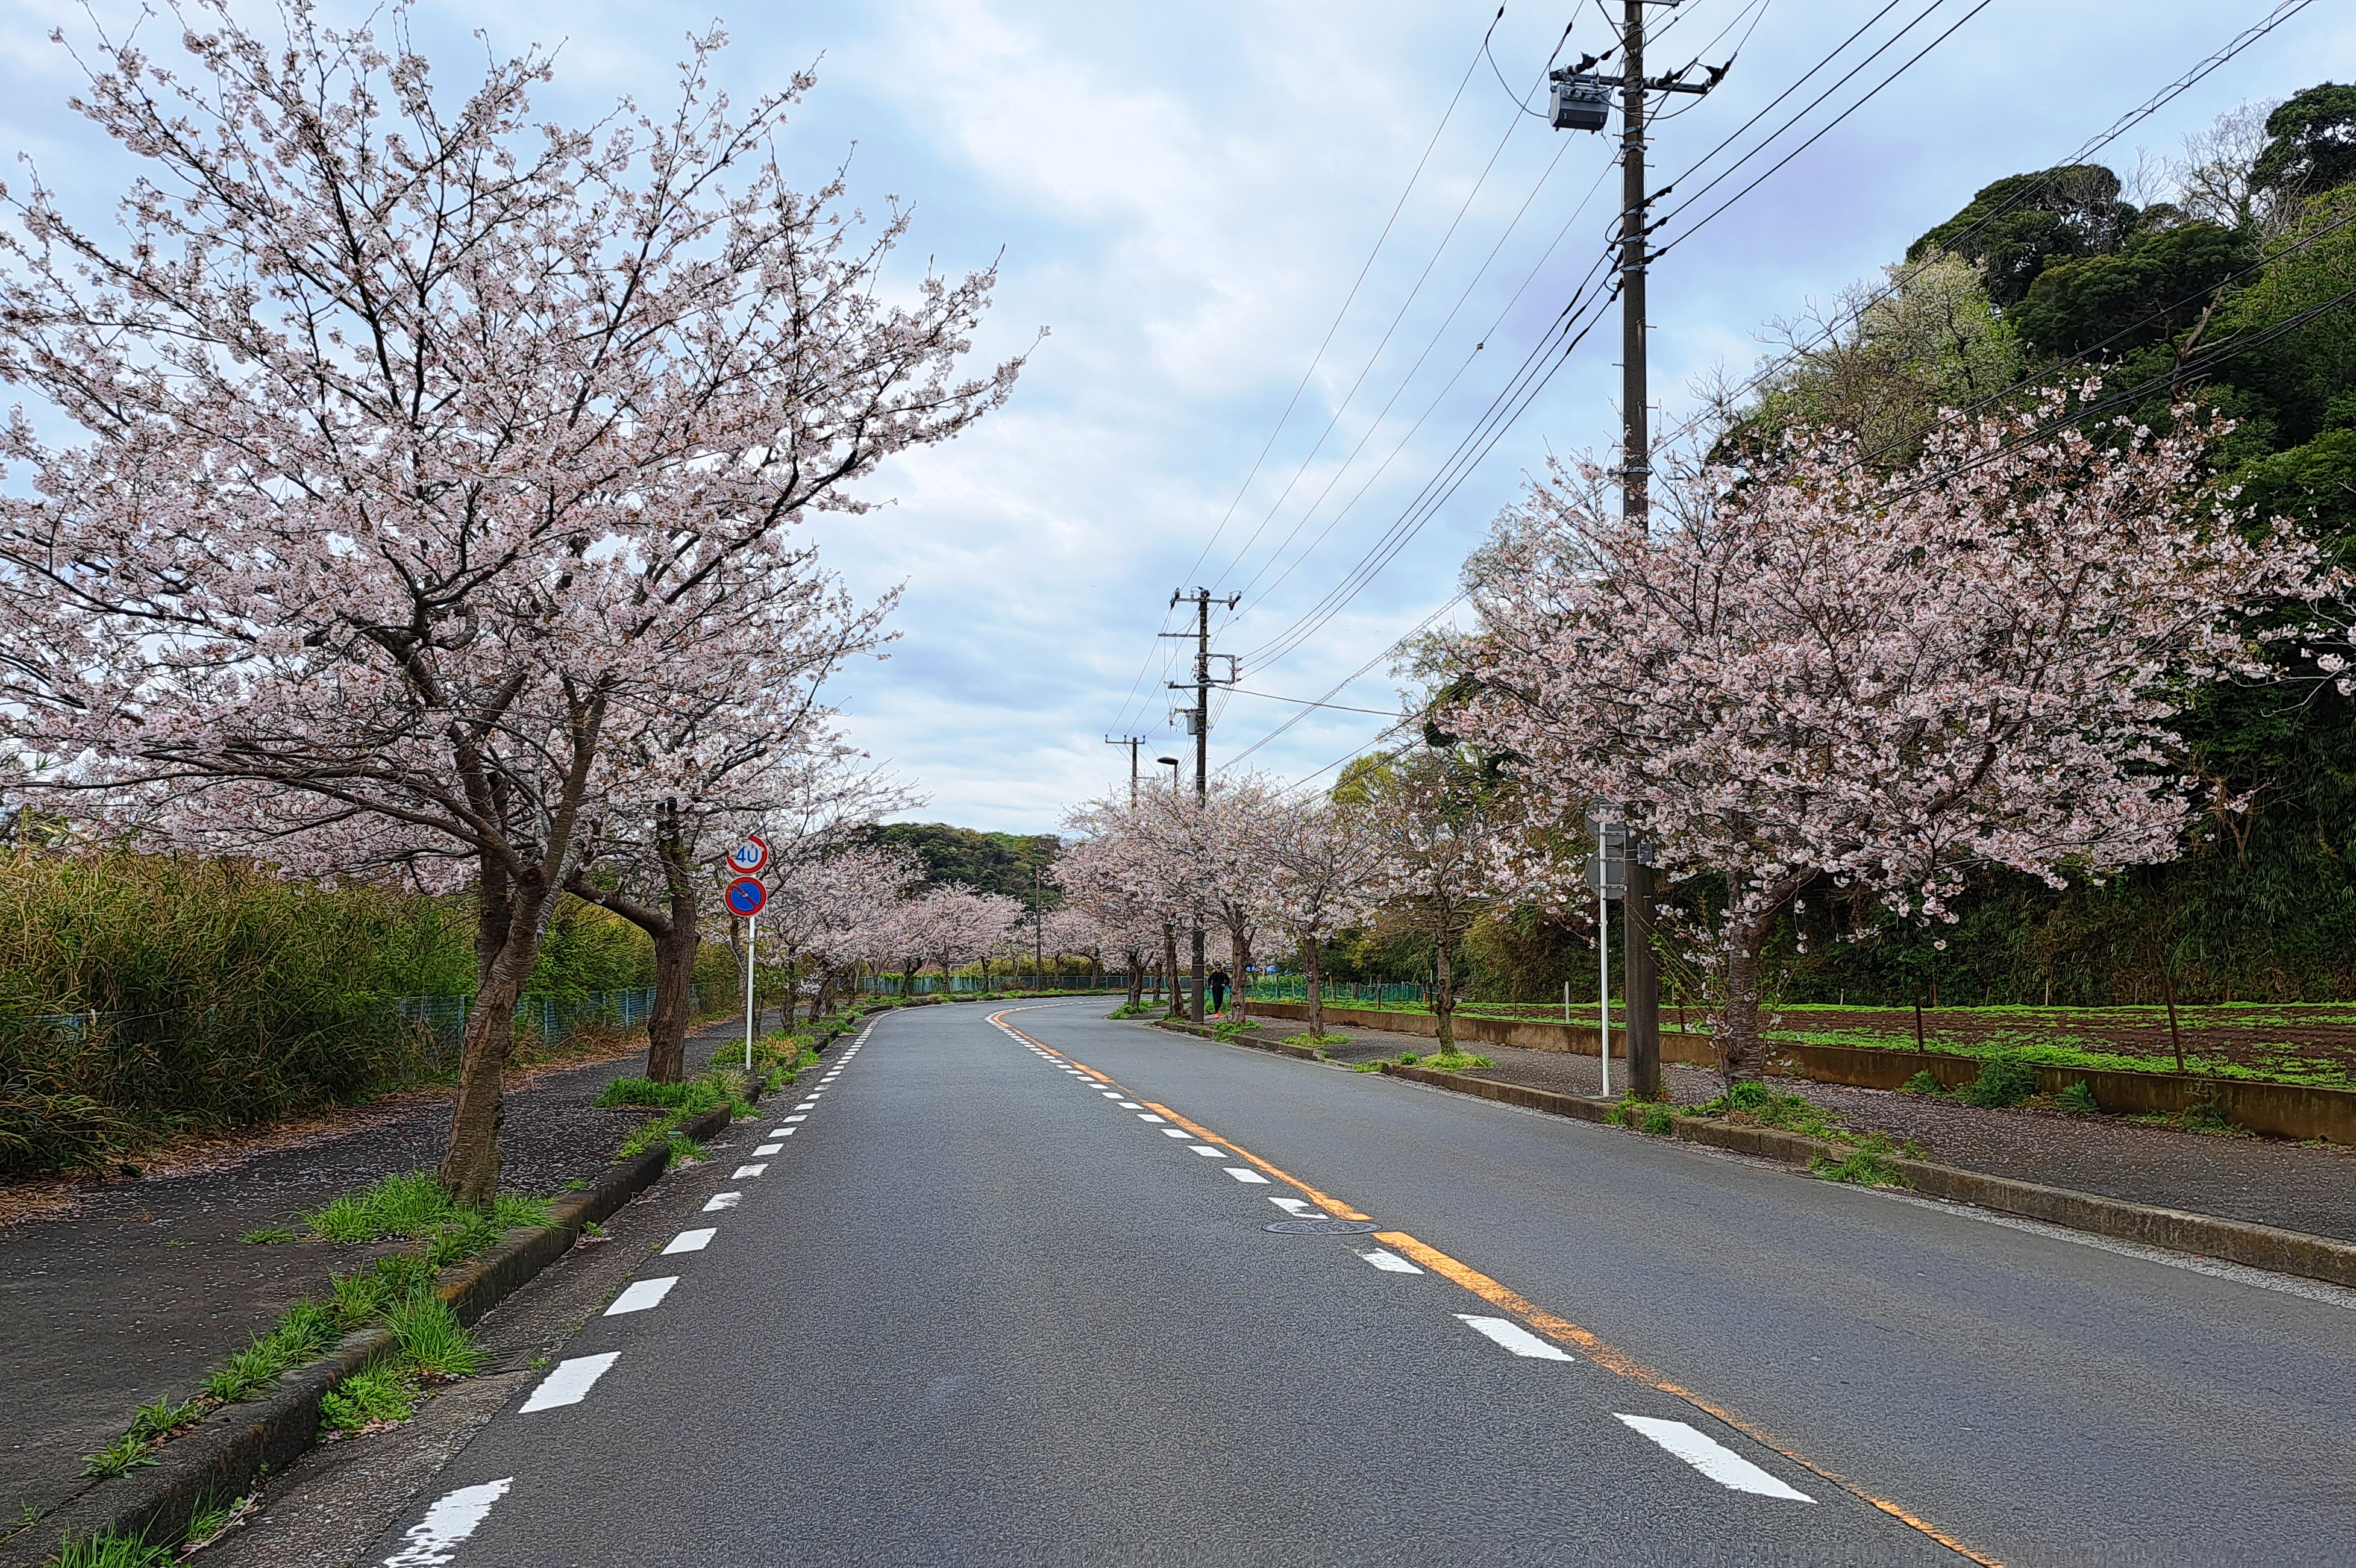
[1585,805,1629,1099]
[725,863,769,1072]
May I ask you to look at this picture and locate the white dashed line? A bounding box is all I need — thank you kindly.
[518,1352,620,1412]
[662,1228,717,1255]
[702,1192,742,1212]
[1161,1128,1193,1138]
[1458,1314,1575,1361]
[605,1277,678,1316]
[1358,1248,1424,1274]
[1117,1101,1142,1109]
[1615,1415,1815,1501]
[1268,1196,1318,1217]
[732,1162,768,1178]
[1100,1091,1123,1099]
[1137,1114,1167,1124]
[782,1116,807,1123]
[1191,1144,1224,1156]
[795,1101,816,1109]
[381,1477,512,1566]
[1224,1167,1271,1184]
[754,1143,783,1155]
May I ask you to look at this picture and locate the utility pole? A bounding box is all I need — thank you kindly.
[1165,588,1238,1024]
[1558,3,1723,1100]
[1105,735,1145,807]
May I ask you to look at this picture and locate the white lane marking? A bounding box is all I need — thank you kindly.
[1358,1248,1424,1274]
[1162,1128,1193,1138]
[1458,1314,1576,1361]
[1225,1167,1271,1184]
[606,1276,679,1316]
[777,1127,797,1136]
[782,1115,807,1123]
[795,1101,816,1109]
[381,1476,513,1566]
[1615,1415,1815,1502]
[1118,1101,1143,1109]
[703,1192,742,1212]
[1100,1091,1124,1099]
[1268,1196,1319,1217]
[518,1352,621,1413]
[754,1143,783,1155]
[1191,1145,1225,1156]
[732,1162,768,1178]
[662,1228,717,1255]
[1138,1114,1167,1124]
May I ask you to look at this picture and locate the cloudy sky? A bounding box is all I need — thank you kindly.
[7,0,2352,833]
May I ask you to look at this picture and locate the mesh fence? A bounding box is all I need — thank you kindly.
[1247,977,1432,1008]
[392,985,696,1065]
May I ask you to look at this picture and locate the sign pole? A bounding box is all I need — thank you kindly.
[744,913,757,1073]
[1599,891,1612,1099]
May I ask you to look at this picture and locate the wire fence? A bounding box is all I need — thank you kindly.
[392,986,697,1063]
[1246,976,1433,1008]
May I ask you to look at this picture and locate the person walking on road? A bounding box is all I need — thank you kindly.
[1209,966,1230,1018]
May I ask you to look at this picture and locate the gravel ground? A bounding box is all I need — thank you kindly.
[0,1020,751,1540]
[1232,1012,2356,1246]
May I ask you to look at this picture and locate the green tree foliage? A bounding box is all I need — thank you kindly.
[2008,219,2249,357]
[1907,163,2142,307]
[2251,83,2356,199]
[867,823,1064,903]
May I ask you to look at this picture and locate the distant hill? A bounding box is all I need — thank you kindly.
[869,823,1064,904]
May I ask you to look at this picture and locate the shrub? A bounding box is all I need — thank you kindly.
[1898,1070,1948,1096]
[1640,1103,1675,1137]
[1399,1053,1420,1067]
[1108,1000,1155,1018]
[2056,1079,2099,1115]
[1959,1055,2041,1109]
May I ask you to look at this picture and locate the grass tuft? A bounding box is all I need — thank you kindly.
[1958,1054,2041,1108]
[302,1171,457,1242]
[1812,1135,1905,1187]
[2056,1079,2100,1115]
[124,1395,201,1444]
[318,1364,417,1432]
[1897,1070,1949,1096]
[238,1225,299,1245]
[46,1526,175,1567]
[384,1294,479,1380]
[75,1434,157,1479]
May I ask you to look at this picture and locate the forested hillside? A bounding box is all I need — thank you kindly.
[868,823,1064,903]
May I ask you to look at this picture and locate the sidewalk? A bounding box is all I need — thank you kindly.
[1230,1012,2356,1246]
[0,1019,748,1539]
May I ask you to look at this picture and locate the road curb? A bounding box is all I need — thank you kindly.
[1373,1062,2356,1291]
[10,1094,750,1566]
[1150,1018,1333,1063]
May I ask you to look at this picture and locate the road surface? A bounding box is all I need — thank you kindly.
[351,1001,2356,1566]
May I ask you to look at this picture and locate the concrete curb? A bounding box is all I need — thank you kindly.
[10,1092,754,1566]
[1150,1018,1332,1063]
[1373,1062,2356,1291]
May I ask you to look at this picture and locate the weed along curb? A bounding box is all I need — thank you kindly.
[1371,1062,2356,1292]
[1247,1000,2356,1143]
[1150,1018,1331,1063]
[9,1100,741,1568]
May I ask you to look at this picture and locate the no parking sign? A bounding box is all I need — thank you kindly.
[724,876,767,917]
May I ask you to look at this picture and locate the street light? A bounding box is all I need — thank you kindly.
[1156,756,1180,788]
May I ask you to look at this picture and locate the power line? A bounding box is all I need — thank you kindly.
[1174,11,1502,592]
[1223,592,1467,770]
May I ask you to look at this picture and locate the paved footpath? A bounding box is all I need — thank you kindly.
[310,1000,2356,1567]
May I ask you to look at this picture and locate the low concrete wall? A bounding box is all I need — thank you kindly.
[1252,1000,2356,1143]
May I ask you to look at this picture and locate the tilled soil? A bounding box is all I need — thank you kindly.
[1238,1014,2356,1247]
[0,1020,748,1541]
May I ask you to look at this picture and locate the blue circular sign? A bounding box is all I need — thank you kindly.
[724,876,766,917]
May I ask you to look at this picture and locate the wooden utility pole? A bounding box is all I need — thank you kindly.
[1104,733,1144,806]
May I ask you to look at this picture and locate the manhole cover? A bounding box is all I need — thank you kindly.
[1264,1218,1380,1235]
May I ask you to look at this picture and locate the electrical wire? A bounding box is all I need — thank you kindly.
[1224,592,1468,771]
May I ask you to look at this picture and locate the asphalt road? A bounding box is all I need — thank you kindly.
[354,1002,2356,1567]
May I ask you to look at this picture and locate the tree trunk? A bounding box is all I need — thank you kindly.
[1162,924,1182,1017]
[1432,929,1457,1053]
[1226,916,1253,1024]
[646,916,697,1083]
[442,869,551,1204]
[1719,943,1770,1086]
[1305,933,1324,1038]
[1126,950,1144,1005]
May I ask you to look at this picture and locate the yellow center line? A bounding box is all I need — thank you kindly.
[988,1008,2000,1564]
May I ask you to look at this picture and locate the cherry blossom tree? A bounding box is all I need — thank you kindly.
[769,839,926,1023]
[1061,784,1204,1015]
[1197,775,1288,1021]
[0,11,1023,1199]
[1353,748,1506,1053]
[1260,797,1385,1038]
[1446,395,2326,1083]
